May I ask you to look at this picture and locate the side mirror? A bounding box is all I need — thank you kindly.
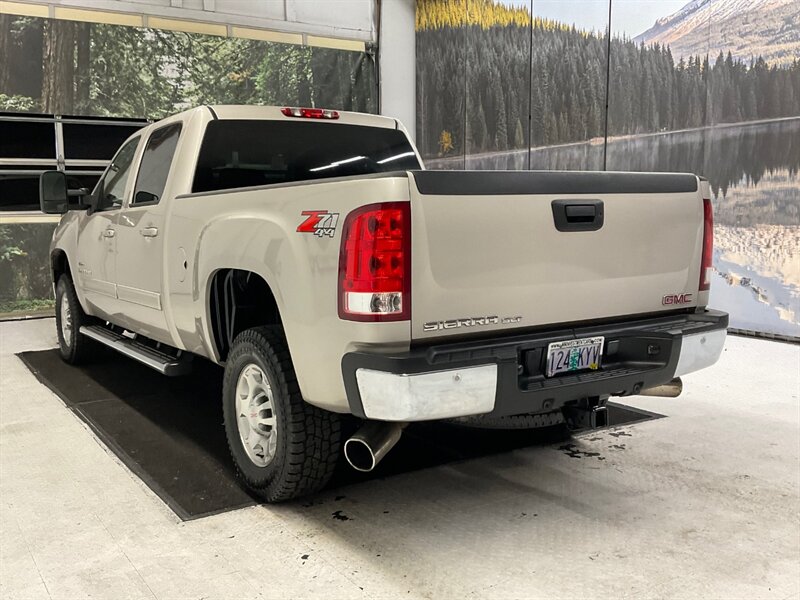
[68,187,90,198]
[68,188,91,209]
[134,190,158,205]
[40,171,69,214]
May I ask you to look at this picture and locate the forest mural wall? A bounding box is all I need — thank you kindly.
[0,12,376,317]
[417,0,800,339]
[0,14,376,118]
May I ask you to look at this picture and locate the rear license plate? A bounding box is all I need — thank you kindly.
[546,336,604,377]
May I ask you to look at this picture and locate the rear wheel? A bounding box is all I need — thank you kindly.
[55,274,97,364]
[222,326,341,502]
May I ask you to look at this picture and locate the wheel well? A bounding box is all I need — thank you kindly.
[209,269,281,362]
[51,250,70,284]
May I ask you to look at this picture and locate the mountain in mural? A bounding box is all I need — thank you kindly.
[634,0,800,66]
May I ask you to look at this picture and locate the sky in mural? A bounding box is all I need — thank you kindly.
[496,0,689,35]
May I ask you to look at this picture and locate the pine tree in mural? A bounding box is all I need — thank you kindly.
[0,14,11,93]
[41,19,75,114]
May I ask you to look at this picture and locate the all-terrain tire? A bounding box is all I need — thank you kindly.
[222,326,341,502]
[55,274,98,364]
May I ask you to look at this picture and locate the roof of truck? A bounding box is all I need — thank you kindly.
[203,105,399,129]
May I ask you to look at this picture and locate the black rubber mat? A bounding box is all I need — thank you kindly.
[18,348,662,520]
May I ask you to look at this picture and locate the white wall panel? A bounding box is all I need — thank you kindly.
[29,0,376,40]
[378,0,414,137]
[290,0,374,35]
[211,0,285,21]
[180,0,205,10]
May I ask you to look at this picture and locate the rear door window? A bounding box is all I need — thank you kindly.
[192,120,420,193]
[133,123,182,205]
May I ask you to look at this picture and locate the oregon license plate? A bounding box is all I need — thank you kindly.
[546,336,604,377]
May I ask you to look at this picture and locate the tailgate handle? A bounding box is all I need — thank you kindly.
[552,200,604,232]
[565,205,596,220]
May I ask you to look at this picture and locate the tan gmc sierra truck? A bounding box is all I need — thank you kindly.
[40,105,727,502]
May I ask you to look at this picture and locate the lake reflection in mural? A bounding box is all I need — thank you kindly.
[610,119,799,337]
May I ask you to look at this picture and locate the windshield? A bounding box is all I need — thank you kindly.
[192,119,421,193]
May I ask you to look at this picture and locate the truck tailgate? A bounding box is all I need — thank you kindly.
[408,170,704,341]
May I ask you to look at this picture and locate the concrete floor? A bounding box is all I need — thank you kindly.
[1,318,798,600]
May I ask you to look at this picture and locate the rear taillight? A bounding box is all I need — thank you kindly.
[700,198,713,291]
[338,203,410,322]
[281,107,339,120]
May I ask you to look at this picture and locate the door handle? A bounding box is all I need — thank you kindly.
[102,228,115,238]
[140,227,159,238]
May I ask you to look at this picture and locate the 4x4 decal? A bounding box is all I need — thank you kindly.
[297,210,339,238]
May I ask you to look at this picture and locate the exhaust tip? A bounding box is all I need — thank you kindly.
[638,377,683,398]
[344,438,377,472]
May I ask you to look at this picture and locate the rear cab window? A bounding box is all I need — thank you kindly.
[192,120,421,193]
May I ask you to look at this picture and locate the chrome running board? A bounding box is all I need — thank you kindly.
[80,325,192,376]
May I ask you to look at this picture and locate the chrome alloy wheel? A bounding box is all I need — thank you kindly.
[235,363,278,467]
[60,294,73,347]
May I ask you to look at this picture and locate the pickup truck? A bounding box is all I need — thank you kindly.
[40,105,728,502]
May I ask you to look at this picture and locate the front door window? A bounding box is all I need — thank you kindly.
[95,137,139,211]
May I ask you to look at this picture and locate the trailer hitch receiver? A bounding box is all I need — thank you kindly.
[563,396,608,429]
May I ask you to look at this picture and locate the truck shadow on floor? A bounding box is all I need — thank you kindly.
[18,349,662,521]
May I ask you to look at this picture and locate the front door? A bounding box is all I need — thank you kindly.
[75,136,140,320]
[114,122,182,344]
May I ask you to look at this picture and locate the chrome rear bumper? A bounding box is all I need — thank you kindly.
[355,364,497,421]
[343,310,728,422]
[674,329,727,377]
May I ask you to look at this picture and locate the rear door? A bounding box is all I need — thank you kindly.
[408,170,704,341]
[114,122,182,343]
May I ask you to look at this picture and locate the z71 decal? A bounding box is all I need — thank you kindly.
[297,210,340,238]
